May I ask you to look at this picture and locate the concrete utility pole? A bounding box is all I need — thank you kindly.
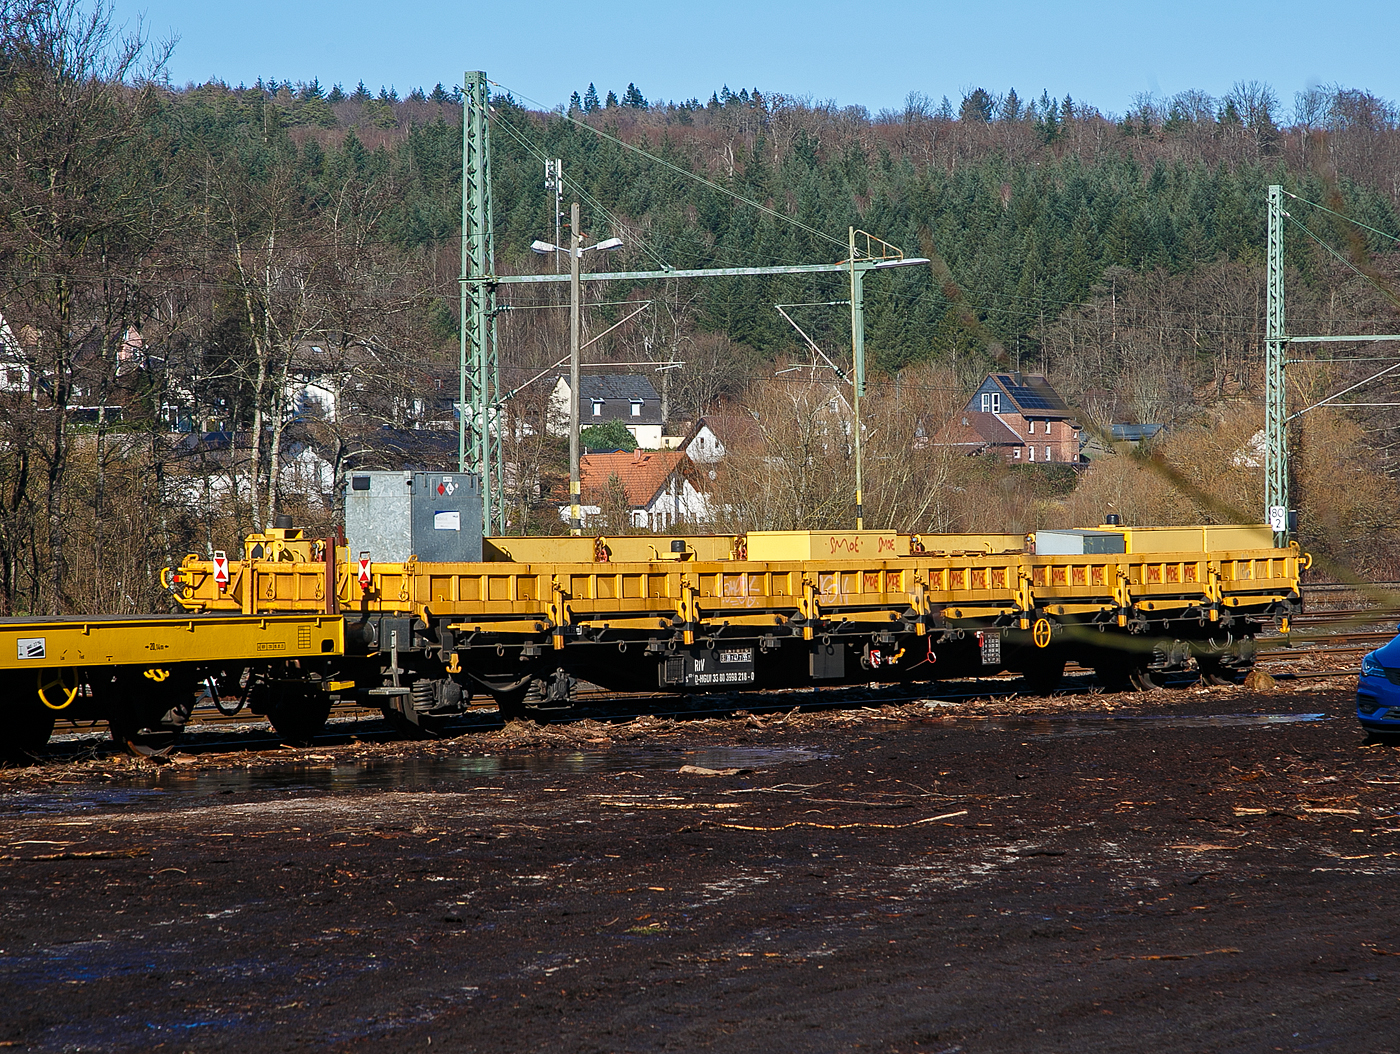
[569,201,582,535]
[849,226,866,531]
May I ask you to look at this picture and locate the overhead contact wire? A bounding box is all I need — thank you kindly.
[489,79,848,252]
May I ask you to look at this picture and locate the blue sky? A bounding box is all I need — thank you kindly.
[127,0,1398,118]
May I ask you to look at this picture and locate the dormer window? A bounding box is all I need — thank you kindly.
[591,399,603,416]
[630,399,643,417]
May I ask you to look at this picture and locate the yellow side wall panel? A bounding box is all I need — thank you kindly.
[484,535,738,563]
[1110,525,1274,553]
[746,530,906,561]
[912,533,1027,555]
[0,615,343,671]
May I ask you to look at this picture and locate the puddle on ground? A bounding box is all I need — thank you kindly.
[4,714,1326,815]
[0,745,828,817]
[916,711,1327,737]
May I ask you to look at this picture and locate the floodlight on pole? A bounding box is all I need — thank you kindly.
[532,236,624,257]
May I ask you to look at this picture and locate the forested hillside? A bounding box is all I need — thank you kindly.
[3,0,1400,614]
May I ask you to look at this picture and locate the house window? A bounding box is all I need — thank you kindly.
[1014,447,1021,460]
[980,392,1001,413]
[591,399,603,416]
[1028,418,1036,434]
[1028,445,1035,462]
[630,399,643,417]
[1045,446,1052,462]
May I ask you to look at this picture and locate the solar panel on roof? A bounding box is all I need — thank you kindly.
[1004,384,1057,410]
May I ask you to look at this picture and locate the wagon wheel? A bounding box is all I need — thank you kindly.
[107,670,195,758]
[1093,658,1148,692]
[249,678,333,747]
[2,675,57,763]
[489,681,533,722]
[1195,655,1240,686]
[1127,665,1162,691]
[1018,656,1066,696]
[267,690,333,747]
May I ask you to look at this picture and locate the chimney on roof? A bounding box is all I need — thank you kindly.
[1011,371,1023,385]
[632,447,644,464]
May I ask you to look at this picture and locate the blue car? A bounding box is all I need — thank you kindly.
[1358,632,1400,733]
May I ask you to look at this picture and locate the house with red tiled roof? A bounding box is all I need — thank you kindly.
[572,449,710,530]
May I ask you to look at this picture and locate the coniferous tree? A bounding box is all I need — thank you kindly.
[351,80,371,102]
[960,88,994,122]
[569,91,582,113]
[327,82,345,102]
[582,83,600,112]
[622,82,646,108]
[429,83,449,103]
[604,89,618,108]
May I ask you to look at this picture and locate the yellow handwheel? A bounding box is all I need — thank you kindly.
[1032,617,1053,649]
[37,668,80,710]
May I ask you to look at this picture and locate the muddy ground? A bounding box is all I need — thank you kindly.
[2,676,1399,1053]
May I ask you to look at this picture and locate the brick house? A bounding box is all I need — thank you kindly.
[962,373,1081,463]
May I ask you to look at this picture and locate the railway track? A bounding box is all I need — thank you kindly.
[34,609,1384,759]
[43,646,1367,757]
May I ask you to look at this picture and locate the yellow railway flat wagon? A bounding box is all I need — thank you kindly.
[1,612,348,760]
[0,520,1309,762]
[163,522,1305,736]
